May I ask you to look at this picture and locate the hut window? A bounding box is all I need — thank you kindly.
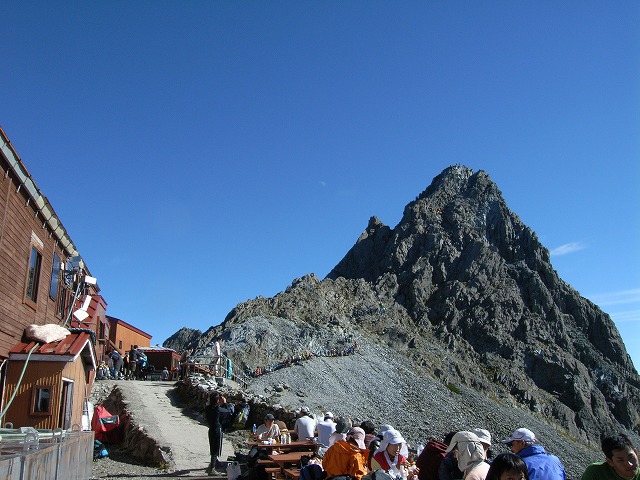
[31,385,53,415]
[49,252,61,301]
[25,246,43,306]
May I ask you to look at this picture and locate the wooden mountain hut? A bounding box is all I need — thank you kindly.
[2,331,96,430]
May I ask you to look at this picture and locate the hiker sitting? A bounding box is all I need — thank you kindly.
[371,428,418,480]
[329,417,352,446]
[501,428,566,480]
[322,427,370,480]
[471,429,492,462]
[581,433,639,480]
[434,432,463,480]
[317,412,337,447]
[293,407,317,441]
[255,413,281,441]
[360,420,377,448]
[446,431,490,480]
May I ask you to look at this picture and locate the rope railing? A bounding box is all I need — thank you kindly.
[185,351,250,389]
[186,341,359,389]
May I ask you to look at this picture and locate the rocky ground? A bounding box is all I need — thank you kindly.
[240,341,613,480]
[89,341,639,480]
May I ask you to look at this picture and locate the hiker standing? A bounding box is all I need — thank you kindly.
[205,392,227,475]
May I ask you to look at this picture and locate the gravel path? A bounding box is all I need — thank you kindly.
[90,380,234,479]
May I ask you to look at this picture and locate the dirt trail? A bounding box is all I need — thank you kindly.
[92,379,234,478]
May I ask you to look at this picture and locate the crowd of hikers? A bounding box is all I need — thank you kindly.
[204,396,639,480]
[243,342,359,378]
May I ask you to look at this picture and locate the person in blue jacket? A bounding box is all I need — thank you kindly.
[501,428,566,480]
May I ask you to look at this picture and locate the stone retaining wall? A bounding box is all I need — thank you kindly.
[174,375,301,431]
[100,386,173,468]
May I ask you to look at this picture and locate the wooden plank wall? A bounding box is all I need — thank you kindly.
[2,357,89,429]
[0,157,69,359]
[62,356,90,428]
[115,326,152,356]
[2,360,64,429]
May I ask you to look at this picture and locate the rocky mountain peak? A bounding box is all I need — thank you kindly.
[166,165,639,440]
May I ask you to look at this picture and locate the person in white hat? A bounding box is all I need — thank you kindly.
[501,428,566,480]
[446,431,490,480]
[317,411,337,447]
[472,428,492,460]
[371,428,417,479]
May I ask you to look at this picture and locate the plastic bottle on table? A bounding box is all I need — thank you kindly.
[252,424,257,435]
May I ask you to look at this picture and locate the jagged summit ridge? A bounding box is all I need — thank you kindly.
[166,165,639,441]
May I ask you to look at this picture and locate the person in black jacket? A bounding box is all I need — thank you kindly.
[205,392,229,475]
[128,346,139,380]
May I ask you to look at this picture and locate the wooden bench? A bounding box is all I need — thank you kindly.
[283,468,300,480]
[265,467,284,480]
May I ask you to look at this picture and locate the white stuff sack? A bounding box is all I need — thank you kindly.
[25,324,71,344]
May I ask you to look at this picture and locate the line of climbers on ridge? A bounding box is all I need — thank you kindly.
[244,342,359,378]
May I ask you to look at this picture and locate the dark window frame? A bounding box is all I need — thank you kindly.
[24,244,43,308]
[31,385,54,416]
[49,252,61,301]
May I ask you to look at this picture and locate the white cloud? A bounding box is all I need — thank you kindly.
[588,289,640,307]
[609,309,640,323]
[550,241,586,256]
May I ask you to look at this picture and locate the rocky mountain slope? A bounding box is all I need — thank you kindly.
[165,165,639,445]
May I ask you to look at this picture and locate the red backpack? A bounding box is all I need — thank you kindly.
[415,438,448,480]
[91,405,122,443]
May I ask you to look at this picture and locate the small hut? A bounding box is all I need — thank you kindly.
[2,332,96,430]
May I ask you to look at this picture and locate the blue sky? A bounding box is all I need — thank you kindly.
[2,2,638,370]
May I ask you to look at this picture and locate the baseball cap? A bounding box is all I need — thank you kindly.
[265,413,275,421]
[300,406,310,414]
[501,428,536,445]
[324,412,334,419]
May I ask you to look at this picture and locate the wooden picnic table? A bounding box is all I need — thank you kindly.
[268,451,311,469]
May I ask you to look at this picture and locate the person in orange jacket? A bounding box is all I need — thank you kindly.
[322,427,370,480]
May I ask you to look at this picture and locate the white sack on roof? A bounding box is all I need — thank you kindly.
[25,324,71,344]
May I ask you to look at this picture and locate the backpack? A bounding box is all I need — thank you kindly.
[93,440,109,460]
[91,405,122,443]
[220,404,236,431]
[232,403,250,429]
[300,464,326,480]
[415,438,448,480]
